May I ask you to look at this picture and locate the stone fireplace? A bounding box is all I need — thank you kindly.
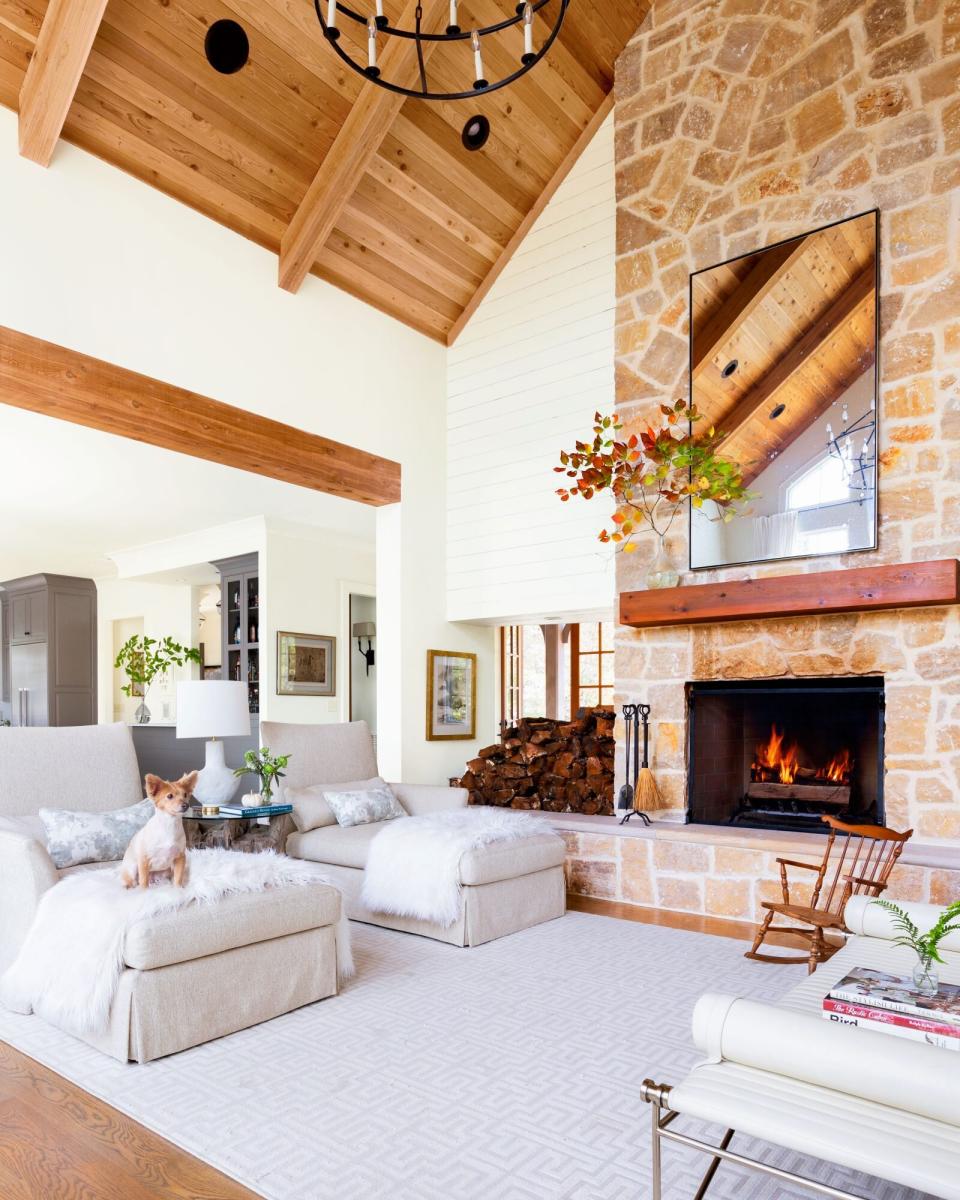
[687,676,884,832]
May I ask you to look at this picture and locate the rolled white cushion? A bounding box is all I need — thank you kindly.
[692,993,958,1126]
[285,777,387,833]
[845,895,960,953]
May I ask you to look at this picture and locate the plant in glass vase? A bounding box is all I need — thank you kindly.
[873,898,960,997]
[114,635,202,725]
[233,747,290,805]
[555,401,751,588]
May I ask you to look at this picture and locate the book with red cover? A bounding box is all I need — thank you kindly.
[823,997,960,1039]
[827,966,960,1025]
[822,1008,960,1051]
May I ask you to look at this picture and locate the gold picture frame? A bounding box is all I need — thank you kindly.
[426,649,477,741]
[277,631,336,697]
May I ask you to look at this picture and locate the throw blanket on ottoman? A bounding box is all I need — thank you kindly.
[0,848,353,1037]
[361,808,555,927]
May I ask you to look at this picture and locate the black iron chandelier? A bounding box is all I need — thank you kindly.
[316,0,569,101]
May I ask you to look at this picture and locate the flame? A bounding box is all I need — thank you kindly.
[818,748,854,784]
[753,725,800,784]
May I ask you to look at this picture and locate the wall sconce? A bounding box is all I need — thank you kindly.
[352,621,376,675]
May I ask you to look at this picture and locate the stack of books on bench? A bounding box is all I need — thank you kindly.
[218,801,293,818]
[823,966,960,1051]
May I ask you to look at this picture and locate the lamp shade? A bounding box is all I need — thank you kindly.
[176,680,251,739]
[352,621,376,638]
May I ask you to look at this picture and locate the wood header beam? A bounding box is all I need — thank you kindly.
[715,264,876,458]
[446,91,614,347]
[0,325,401,506]
[279,0,447,295]
[18,0,109,166]
[620,560,959,630]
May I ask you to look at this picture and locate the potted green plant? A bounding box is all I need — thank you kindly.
[114,635,202,725]
[555,401,751,588]
[233,748,290,805]
[873,898,960,996]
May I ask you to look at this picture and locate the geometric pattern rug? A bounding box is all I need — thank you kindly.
[0,912,932,1199]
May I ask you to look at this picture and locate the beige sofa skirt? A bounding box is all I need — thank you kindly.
[315,862,566,947]
[83,925,339,1063]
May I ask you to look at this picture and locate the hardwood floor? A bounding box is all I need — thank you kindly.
[0,901,791,1199]
[0,1041,262,1200]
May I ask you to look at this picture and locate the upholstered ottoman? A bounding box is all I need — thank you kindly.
[81,881,344,1062]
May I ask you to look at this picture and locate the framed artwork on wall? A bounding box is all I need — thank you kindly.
[277,631,336,697]
[426,649,476,741]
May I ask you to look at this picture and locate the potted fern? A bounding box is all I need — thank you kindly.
[873,898,960,996]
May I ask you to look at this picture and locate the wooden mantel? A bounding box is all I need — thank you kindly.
[620,559,960,629]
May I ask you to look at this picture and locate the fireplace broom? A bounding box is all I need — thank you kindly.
[630,703,665,823]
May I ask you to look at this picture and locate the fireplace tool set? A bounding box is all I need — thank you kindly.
[618,703,662,825]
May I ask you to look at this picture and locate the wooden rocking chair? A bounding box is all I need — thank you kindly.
[745,815,913,973]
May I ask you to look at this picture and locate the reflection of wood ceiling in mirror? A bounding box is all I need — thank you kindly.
[0,0,647,343]
[691,213,877,488]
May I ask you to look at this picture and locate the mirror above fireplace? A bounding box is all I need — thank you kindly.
[689,209,879,571]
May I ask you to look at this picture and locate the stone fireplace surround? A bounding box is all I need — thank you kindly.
[557,0,960,923]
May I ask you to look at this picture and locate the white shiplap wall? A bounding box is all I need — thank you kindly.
[446,115,616,624]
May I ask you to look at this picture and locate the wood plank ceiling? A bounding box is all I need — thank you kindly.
[0,0,648,342]
[691,214,877,487]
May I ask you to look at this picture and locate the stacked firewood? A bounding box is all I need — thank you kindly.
[457,708,615,815]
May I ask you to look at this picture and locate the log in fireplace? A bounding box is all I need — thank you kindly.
[686,677,884,833]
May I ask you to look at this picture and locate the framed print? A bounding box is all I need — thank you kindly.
[277,631,336,697]
[426,649,476,741]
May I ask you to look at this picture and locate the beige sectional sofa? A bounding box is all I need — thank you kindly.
[0,723,345,1061]
[262,719,567,946]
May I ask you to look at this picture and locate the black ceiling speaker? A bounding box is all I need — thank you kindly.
[721,358,739,379]
[205,19,250,75]
[769,402,787,420]
[462,114,491,151]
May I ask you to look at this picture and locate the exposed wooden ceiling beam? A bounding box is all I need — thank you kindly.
[714,265,876,461]
[0,325,401,505]
[446,91,614,347]
[278,0,447,295]
[692,237,811,378]
[18,0,109,165]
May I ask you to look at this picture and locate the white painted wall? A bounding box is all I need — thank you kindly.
[0,110,494,783]
[446,115,616,625]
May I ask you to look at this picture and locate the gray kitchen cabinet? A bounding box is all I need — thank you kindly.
[1,574,97,727]
[212,553,259,716]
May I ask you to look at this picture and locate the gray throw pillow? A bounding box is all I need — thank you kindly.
[286,777,390,833]
[324,786,407,828]
[39,798,155,870]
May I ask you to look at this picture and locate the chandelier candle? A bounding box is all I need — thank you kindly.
[326,0,337,35]
[367,16,378,72]
[522,3,534,61]
[448,0,459,34]
[471,30,485,87]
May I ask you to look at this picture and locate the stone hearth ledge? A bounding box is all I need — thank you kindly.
[522,810,960,872]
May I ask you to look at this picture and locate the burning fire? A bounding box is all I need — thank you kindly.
[753,726,800,783]
[751,727,853,786]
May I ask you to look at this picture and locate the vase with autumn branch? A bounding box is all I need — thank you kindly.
[555,400,751,589]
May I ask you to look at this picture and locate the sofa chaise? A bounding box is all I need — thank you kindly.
[0,723,345,1061]
[262,719,567,946]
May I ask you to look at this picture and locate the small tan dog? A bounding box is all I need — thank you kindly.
[121,772,198,889]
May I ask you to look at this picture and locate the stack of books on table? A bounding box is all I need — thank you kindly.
[822,966,960,1051]
[218,802,293,818]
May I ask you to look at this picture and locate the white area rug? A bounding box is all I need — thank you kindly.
[0,912,934,1200]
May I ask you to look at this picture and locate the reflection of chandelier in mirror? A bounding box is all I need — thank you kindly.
[317,1,568,102]
[825,398,876,503]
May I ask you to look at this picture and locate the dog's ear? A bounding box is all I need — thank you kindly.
[179,770,200,795]
[145,774,164,798]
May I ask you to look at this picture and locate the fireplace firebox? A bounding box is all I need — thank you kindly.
[686,678,884,833]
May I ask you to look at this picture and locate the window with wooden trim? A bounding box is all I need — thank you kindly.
[500,625,522,728]
[570,621,614,712]
[499,624,552,725]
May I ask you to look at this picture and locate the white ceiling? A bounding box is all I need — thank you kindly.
[0,406,376,582]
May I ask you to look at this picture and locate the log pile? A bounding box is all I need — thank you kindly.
[458,708,615,815]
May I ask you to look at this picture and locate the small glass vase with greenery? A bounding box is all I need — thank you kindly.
[872,897,960,996]
[556,401,751,588]
[114,635,202,725]
[233,748,290,806]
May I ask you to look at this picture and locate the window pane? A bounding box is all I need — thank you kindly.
[522,625,546,717]
[578,687,600,709]
[579,654,600,685]
[598,649,614,688]
[599,685,614,708]
[579,622,600,652]
[599,621,614,652]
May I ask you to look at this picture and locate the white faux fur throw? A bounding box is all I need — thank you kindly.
[0,849,353,1037]
[360,808,547,927]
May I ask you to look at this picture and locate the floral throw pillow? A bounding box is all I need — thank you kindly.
[39,798,155,870]
[324,786,407,828]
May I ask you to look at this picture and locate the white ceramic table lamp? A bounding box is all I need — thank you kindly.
[176,680,251,805]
